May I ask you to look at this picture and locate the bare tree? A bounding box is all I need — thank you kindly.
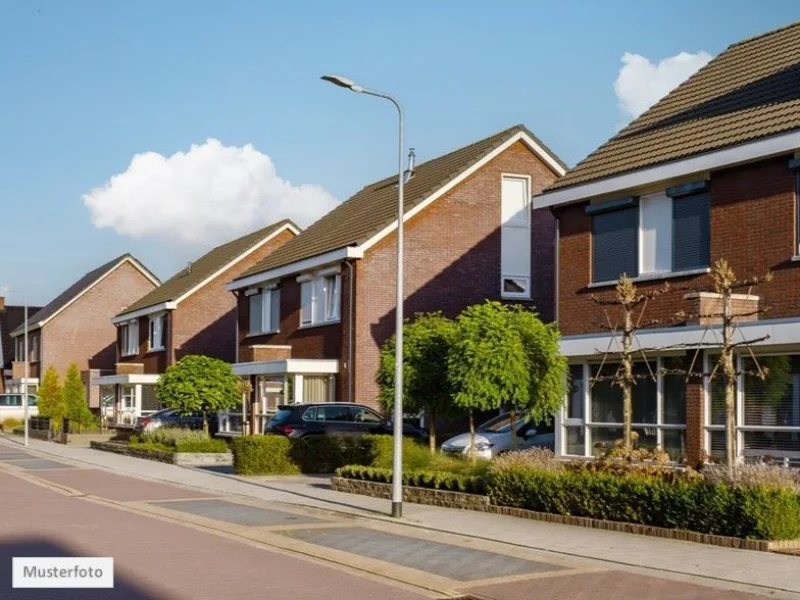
[590,275,670,450]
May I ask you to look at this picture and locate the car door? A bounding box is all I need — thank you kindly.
[311,405,355,436]
[349,406,386,435]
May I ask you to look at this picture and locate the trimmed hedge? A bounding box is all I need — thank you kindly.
[487,466,800,541]
[232,436,300,475]
[338,465,486,495]
[174,437,229,453]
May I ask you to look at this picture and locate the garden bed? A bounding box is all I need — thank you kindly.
[90,440,232,467]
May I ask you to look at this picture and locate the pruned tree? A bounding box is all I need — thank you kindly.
[37,366,65,431]
[448,301,529,461]
[63,363,94,431]
[156,355,241,435]
[377,312,458,453]
[590,275,670,451]
[671,259,772,472]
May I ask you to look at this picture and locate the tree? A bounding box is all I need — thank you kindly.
[156,355,241,434]
[376,312,458,453]
[509,306,569,448]
[448,301,529,460]
[37,366,65,430]
[63,363,94,431]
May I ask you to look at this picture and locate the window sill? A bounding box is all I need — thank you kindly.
[146,348,165,354]
[244,331,279,339]
[120,353,138,359]
[588,267,710,289]
[791,255,800,262]
[299,319,341,330]
[501,293,532,301]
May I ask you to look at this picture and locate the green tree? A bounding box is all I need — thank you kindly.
[377,312,458,453]
[37,366,65,430]
[63,363,94,431]
[509,306,569,448]
[448,301,529,460]
[156,355,241,434]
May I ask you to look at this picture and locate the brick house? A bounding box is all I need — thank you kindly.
[93,220,298,427]
[0,297,42,393]
[6,255,159,407]
[534,22,800,465]
[227,125,566,423]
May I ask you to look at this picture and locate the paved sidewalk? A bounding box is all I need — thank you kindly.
[3,435,799,597]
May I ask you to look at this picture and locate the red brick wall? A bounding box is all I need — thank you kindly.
[40,261,158,378]
[556,155,799,336]
[353,141,560,407]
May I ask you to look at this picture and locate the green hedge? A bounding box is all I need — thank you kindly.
[338,465,486,495]
[232,436,300,475]
[174,437,229,453]
[487,466,800,541]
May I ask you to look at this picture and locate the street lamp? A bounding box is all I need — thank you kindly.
[322,74,405,518]
[4,289,29,447]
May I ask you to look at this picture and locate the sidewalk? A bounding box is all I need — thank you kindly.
[3,434,799,597]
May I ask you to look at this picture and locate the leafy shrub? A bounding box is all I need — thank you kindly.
[231,436,300,475]
[368,434,488,476]
[486,464,800,540]
[701,462,800,492]
[493,447,563,472]
[174,437,228,453]
[130,440,174,453]
[1,417,22,432]
[288,436,375,473]
[139,428,207,447]
[337,465,486,494]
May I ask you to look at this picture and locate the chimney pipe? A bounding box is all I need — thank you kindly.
[404,148,415,183]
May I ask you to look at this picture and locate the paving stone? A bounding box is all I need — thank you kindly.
[149,498,325,526]
[11,459,72,470]
[0,452,36,460]
[283,527,563,582]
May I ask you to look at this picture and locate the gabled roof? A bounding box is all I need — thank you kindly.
[1,305,42,368]
[116,219,299,319]
[233,125,566,285]
[544,20,800,193]
[10,255,159,337]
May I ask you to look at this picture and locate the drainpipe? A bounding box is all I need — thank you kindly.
[549,206,560,326]
[345,260,355,403]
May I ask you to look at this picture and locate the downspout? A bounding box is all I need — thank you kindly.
[549,206,560,326]
[345,260,355,403]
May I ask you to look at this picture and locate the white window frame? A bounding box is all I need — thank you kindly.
[500,174,532,300]
[121,320,139,357]
[298,271,341,327]
[638,191,672,276]
[248,286,280,335]
[148,313,165,351]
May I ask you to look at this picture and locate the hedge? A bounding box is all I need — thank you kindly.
[232,436,301,475]
[487,466,800,541]
[337,465,486,495]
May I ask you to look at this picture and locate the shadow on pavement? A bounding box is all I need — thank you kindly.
[1,538,162,599]
[194,465,234,475]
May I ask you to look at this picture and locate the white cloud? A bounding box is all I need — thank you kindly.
[614,51,713,122]
[83,139,338,247]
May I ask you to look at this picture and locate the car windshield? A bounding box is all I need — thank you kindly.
[269,408,294,425]
[477,413,527,433]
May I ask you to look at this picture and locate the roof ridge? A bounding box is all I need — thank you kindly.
[728,19,800,49]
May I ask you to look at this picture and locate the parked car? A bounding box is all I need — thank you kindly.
[134,408,218,435]
[440,412,554,459]
[0,394,39,422]
[264,403,428,440]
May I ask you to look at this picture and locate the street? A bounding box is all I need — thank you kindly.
[1,439,796,599]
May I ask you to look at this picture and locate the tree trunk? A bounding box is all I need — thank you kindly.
[622,304,634,450]
[468,411,476,463]
[722,289,737,474]
[509,407,518,450]
[202,410,209,437]
[428,409,437,455]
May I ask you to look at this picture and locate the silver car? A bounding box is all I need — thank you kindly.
[440,413,554,459]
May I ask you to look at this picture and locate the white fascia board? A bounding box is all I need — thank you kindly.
[358,132,566,254]
[559,316,800,358]
[534,130,800,210]
[232,358,340,376]
[111,302,177,324]
[226,247,363,291]
[174,222,300,304]
[91,374,161,386]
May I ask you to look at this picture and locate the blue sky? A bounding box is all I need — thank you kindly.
[2,1,799,305]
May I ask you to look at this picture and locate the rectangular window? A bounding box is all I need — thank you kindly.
[16,336,39,362]
[148,314,165,351]
[501,175,531,298]
[592,206,639,282]
[121,321,138,356]
[121,385,135,409]
[248,288,281,334]
[672,193,710,271]
[639,192,672,274]
[300,273,341,326]
[567,365,584,420]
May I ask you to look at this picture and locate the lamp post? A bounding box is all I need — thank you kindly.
[322,74,405,518]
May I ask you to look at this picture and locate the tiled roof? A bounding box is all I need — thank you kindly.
[235,125,565,281]
[10,254,158,337]
[546,20,800,191]
[117,219,298,316]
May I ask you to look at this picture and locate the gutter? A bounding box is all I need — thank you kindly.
[549,206,560,326]
[344,260,355,403]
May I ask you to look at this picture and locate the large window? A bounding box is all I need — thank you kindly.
[501,175,531,298]
[15,334,40,362]
[120,321,139,356]
[248,287,280,334]
[148,314,165,351]
[590,185,710,283]
[300,273,341,327]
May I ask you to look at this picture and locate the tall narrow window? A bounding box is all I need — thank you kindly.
[248,288,280,334]
[249,292,263,334]
[324,275,340,321]
[639,192,672,274]
[300,281,312,325]
[672,193,710,271]
[148,314,165,351]
[592,206,638,282]
[501,175,531,298]
[121,321,139,356]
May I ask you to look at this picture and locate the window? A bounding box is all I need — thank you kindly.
[501,175,531,298]
[590,184,710,283]
[303,375,333,403]
[302,405,351,422]
[300,273,341,326]
[15,335,39,362]
[351,406,383,423]
[248,287,280,334]
[148,314,165,351]
[120,321,139,356]
[121,385,135,409]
